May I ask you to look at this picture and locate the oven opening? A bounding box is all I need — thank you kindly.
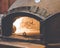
[2,13,41,44]
[12,16,40,39]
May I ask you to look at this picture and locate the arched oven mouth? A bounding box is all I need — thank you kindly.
[1,6,44,44]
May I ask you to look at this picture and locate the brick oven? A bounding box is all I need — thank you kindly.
[0,0,60,48]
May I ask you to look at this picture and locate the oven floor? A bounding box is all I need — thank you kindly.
[1,34,41,44]
[10,34,40,40]
[0,39,45,48]
[0,34,45,48]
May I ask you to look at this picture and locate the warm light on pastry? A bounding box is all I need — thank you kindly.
[13,16,40,36]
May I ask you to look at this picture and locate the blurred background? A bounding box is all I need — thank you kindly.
[0,0,15,13]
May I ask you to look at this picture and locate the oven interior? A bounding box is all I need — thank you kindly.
[1,12,44,44]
